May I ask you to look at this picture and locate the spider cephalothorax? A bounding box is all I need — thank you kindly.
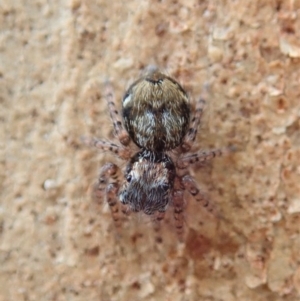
[119,150,175,215]
[85,67,230,238]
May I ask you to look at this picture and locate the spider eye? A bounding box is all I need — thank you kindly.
[162,184,169,192]
[126,174,132,182]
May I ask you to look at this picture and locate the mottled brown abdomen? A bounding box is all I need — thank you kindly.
[122,69,190,151]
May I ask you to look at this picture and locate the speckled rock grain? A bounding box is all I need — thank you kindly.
[1,1,300,300]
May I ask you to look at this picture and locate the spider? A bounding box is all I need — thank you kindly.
[84,67,231,237]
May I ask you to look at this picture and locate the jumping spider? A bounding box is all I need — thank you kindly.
[85,67,231,237]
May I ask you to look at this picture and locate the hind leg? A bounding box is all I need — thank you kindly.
[104,82,130,146]
[182,91,206,152]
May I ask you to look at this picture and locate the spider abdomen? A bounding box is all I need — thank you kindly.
[122,69,190,151]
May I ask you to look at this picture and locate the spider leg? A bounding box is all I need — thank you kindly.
[182,92,206,152]
[106,183,122,228]
[177,147,234,169]
[173,190,185,240]
[93,163,119,201]
[104,82,130,146]
[152,211,165,243]
[120,203,131,216]
[182,174,218,216]
[82,137,132,160]
[154,211,165,223]
[93,163,124,228]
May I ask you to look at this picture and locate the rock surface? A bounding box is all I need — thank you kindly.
[1,1,300,300]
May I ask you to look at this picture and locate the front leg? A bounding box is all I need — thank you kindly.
[151,211,166,243]
[173,190,185,240]
[106,183,122,228]
[172,176,187,240]
[93,163,124,228]
[182,174,218,217]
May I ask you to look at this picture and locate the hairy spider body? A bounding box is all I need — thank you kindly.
[85,67,230,237]
[122,69,190,151]
[120,150,175,215]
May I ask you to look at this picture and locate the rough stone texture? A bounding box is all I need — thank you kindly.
[1,0,300,300]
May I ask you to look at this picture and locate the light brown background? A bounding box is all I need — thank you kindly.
[1,0,300,300]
